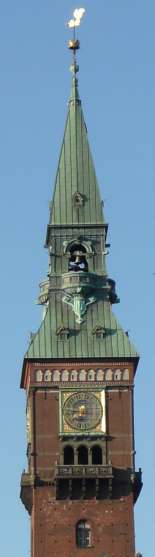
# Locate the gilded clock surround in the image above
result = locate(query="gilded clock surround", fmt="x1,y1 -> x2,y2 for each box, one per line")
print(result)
60,390 -> 106,435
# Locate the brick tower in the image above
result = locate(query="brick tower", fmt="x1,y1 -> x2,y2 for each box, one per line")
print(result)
20,29 -> 142,557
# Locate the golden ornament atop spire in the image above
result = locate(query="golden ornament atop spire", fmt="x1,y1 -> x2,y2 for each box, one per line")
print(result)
66,8 -> 86,75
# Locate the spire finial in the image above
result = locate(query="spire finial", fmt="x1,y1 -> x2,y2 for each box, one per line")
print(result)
66,8 -> 86,76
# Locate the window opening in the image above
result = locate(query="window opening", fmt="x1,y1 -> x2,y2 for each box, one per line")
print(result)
68,244 -> 88,272
76,520 -> 91,548
92,325 -> 106,339
56,326 -> 70,340
92,445 -> 102,465
78,446 -> 88,465
73,192 -> 84,208
64,446 -> 74,465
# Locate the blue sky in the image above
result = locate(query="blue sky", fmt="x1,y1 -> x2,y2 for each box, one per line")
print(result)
0,1 -> 154,555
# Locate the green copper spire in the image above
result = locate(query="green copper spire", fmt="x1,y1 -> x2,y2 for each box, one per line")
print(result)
70,75 -> 80,102
25,299 -> 139,361
22,36 -> 139,369
47,74 -> 104,228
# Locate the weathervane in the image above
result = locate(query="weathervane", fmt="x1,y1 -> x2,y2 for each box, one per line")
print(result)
67,8 -> 86,75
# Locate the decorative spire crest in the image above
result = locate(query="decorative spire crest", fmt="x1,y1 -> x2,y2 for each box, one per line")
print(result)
66,8 -> 86,75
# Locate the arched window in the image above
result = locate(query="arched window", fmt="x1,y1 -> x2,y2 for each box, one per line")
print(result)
78,446 -> 88,465
76,520 -> 91,548
68,244 -> 88,273
92,445 -> 102,465
64,446 -> 74,465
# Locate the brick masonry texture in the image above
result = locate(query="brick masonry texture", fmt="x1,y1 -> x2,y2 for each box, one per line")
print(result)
32,488 -> 135,557
24,361 -> 136,557
31,384 -> 134,475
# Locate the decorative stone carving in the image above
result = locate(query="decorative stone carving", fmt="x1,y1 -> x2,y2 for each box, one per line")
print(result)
97,369 -> 104,381
79,369 -> 86,381
62,370 -> 69,381
123,368 -> 129,381
72,191 -> 84,208
36,369 -> 43,382
70,370 -> 78,381
34,367 -> 131,384
26,402 -> 31,443
105,369 -> 113,381
63,293 -> 96,324
53,370 -> 60,382
88,369 -> 95,381
63,239 -> 93,255
114,369 -> 122,381
44,370 -> 52,382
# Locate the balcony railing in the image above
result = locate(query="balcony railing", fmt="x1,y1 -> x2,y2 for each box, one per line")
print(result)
21,471 -> 33,486
37,279 -> 49,305
55,465 -> 113,479
61,272 -> 101,292
20,472 -> 33,515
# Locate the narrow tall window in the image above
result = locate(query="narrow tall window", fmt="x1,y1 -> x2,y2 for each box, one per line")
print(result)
64,446 -> 74,465
78,446 -> 88,465
92,445 -> 102,465
76,521 -> 91,548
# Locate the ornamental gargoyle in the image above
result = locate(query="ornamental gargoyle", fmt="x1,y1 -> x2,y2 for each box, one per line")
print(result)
63,292 -> 96,324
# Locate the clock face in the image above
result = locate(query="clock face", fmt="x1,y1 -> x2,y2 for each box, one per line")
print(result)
63,392 -> 103,431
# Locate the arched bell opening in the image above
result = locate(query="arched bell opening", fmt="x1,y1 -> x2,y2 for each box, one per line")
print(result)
63,445 -> 74,465
91,445 -> 102,465
78,445 -> 88,465
68,243 -> 88,273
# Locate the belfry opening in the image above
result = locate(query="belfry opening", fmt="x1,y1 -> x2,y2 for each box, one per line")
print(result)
68,244 -> 88,272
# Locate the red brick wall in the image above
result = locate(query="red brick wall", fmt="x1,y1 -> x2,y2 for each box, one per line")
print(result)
107,389 -> 134,468
33,390 -> 60,475
27,362 -> 135,557
30,385 -> 134,476
32,488 -> 135,557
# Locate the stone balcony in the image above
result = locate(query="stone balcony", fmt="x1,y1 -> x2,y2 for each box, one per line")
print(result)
20,467 -> 142,506
20,472 -> 33,515
37,279 -> 49,305
60,273 -> 119,304
37,273 -> 119,306
55,464 -> 113,479
61,271 -> 101,294
21,471 -> 33,486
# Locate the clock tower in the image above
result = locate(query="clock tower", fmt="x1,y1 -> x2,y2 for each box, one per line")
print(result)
20,30 -> 142,557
